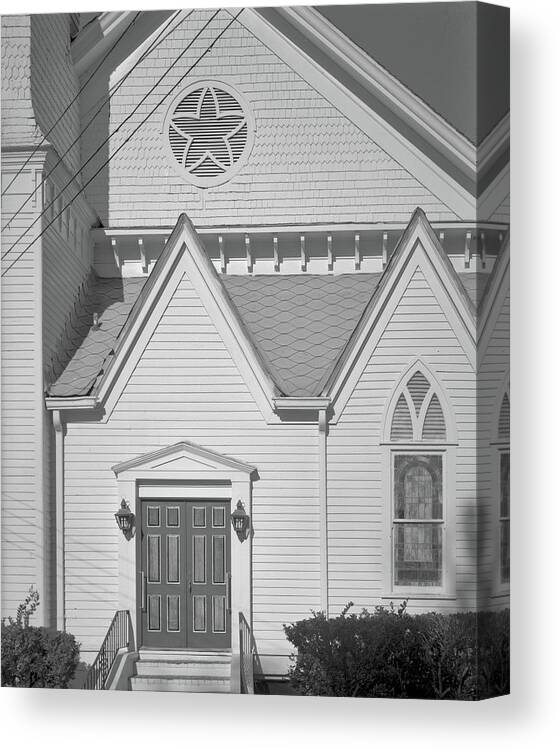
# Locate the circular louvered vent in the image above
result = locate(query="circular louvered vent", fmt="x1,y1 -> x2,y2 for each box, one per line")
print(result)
164,82 -> 253,188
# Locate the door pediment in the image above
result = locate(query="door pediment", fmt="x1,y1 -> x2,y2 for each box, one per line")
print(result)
112,440 -> 257,481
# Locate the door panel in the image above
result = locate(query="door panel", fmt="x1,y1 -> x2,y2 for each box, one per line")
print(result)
140,498 -> 231,649
186,500 -> 231,649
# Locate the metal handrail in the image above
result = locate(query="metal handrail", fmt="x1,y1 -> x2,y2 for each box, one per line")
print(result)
239,611 -> 255,694
83,610 -> 131,690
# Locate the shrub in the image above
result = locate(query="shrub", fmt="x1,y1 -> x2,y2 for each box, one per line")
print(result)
1,589 -> 80,689
284,603 -> 509,700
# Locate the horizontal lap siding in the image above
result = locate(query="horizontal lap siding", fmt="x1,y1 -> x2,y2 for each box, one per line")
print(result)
63,273 -> 320,658
328,267 -> 478,614
86,9 -> 457,227
1,16 -> 41,618
477,282 -> 510,608
1,202 -> 39,619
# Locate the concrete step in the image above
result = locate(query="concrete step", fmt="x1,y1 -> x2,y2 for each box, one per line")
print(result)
135,659 -> 230,678
130,675 -> 230,693
138,649 -> 231,663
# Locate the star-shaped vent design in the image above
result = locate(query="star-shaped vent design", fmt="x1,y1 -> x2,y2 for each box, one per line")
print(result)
168,86 -> 249,181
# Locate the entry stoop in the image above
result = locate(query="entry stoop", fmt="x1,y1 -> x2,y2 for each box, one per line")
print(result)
129,650 -> 232,693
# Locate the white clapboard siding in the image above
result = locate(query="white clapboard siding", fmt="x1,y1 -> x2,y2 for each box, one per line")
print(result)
1,13 -> 88,622
1,208 -> 40,619
477,280 -> 510,608
63,272 -> 321,657
327,267 -> 478,614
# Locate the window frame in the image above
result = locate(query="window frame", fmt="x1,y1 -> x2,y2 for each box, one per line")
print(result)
492,385 -> 510,597
385,448 -> 453,597
492,443 -> 510,596
382,362 -> 456,600
498,450 -> 510,586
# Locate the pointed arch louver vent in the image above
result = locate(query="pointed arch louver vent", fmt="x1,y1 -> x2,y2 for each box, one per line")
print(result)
166,83 -> 252,188
407,370 -> 430,415
422,394 -> 447,440
391,394 -> 413,441
389,367 -> 448,442
498,393 -> 510,441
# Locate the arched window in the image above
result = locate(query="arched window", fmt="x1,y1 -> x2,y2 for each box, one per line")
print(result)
386,366 -> 451,591
497,391 -> 510,585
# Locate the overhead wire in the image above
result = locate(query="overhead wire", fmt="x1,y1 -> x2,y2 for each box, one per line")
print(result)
1,8 -> 244,278
1,12 -> 142,199
2,10 -> 191,235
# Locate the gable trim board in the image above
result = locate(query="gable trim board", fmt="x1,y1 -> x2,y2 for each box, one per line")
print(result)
324,209 -> 477,423
278,5 -> 476,173
241,8 -> 475,219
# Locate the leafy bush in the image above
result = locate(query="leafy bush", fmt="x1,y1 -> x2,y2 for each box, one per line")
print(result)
284,603 -> 509,700
1,589 -> 80,689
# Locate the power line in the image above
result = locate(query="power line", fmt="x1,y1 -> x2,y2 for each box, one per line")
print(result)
1,8 -> 203,249
2,10 -> 190,236
1,9 -> 244,278
1,12 -> 141,199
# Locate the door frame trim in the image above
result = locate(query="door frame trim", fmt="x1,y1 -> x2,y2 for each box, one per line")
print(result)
113,441 -> 255,669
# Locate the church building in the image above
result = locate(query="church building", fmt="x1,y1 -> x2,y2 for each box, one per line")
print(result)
1,5 -> 510,691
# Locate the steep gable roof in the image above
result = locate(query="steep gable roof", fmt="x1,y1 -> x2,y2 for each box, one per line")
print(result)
48,213 -> 494,406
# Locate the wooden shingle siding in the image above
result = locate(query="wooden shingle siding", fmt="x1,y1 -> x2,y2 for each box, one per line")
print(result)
62,273 -> 321,659
30,15 -> 81,175
1,16 -> 36,147
327,267 -> 477,613
82,9 -> 458,228
42,226 -> 91,369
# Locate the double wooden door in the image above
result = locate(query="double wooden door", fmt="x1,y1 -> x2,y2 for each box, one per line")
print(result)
139,499 -> 231,649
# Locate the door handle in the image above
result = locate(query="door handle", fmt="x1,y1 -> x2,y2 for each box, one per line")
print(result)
226,572 -> 231,613
141,572 -> 146,611
188,580 -> 192,596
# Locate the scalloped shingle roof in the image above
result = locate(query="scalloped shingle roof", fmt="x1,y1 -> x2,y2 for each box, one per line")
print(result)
48,270 -> 485,399
222,274 -> 382,396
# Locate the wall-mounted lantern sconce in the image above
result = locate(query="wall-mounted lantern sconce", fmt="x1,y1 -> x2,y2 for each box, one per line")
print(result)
231,500 -> 250,542
114,499 -> 135,539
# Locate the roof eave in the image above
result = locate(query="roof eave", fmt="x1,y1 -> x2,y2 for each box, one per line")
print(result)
45,396 -> 98,411
273,397 -> 331,412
